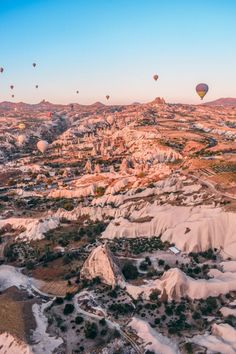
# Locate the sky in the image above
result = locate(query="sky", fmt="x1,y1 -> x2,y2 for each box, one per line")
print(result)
0,0 -> 235,104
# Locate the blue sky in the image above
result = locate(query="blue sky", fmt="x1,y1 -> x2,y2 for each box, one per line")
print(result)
0,0 -> 235,104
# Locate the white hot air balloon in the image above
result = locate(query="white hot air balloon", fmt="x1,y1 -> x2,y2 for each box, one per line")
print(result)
17,134 -> 26,145
37,140 -> 49,154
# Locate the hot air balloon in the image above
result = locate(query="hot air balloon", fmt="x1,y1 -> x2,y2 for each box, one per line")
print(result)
0,67 -> 3,73
10,85 -> 14,90
76,90 -> 79,94
106,95 -> 110,100
47,111 -> 52,118
33,63 -> 36,67
11,94 -> 14,98
35,85 -> 39,89
17,134 -> 26,145
196,83 -> 209,100
37,140 -> 49,154
18,123 -> 26,130
153,74 -> 159,81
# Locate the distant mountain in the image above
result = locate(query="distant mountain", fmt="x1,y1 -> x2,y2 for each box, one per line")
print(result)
204,98 -> 236,106
91,101 -> 105,107
149,97 -> 166,105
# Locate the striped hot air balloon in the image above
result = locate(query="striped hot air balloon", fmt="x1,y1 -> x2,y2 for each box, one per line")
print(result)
196,83 -> 209,100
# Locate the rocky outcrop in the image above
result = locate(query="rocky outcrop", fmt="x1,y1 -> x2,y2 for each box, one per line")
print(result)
80,244 -> 125,287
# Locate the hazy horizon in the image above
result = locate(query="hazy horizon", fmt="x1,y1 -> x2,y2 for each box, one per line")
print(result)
0,0 -> 236,104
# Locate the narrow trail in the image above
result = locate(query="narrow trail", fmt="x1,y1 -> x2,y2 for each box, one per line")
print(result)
189,173 -> 236,201
73,293 -> 143,354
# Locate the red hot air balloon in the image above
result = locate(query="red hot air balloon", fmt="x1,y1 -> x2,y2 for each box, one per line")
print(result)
196,83 -> 209,100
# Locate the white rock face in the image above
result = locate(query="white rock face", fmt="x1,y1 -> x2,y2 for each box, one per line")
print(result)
31,301 -> 63,354
129,317 -> 179,354
102,205 -> 236,258
192,323 -> 236,354
80,245 -> 125,287
0,217 -> 59,241
126,267 -> 236,300
0,265 -> 40,291
220,261 -> 236,272
0,332 -> 32,354
220,306 -> 236,317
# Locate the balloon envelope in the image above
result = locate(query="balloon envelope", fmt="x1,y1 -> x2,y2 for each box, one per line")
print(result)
196,83 -> 209,100
0,67 -> 3,73
17,134 -> 26,145
10,85 -> 14,90
18,123 -> 26,130
153,74 -> 159,81
106,95 -> 110,100
37,140 -> 49,154
33,63 -> 36,67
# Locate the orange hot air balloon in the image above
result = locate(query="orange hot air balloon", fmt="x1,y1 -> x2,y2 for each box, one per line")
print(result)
153,74 -> 159,81
0,67 -> 4,73
196,83 -> 209,100
106,95 -> 110,100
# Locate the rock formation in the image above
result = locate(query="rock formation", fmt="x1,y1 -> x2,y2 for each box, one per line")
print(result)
80,244 -> 125,287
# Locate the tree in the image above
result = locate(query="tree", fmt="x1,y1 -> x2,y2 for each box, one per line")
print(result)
122,262 -> 138,280
63,303 -> 74,315
84,322 -> 98,339
192,311 -> 201,320
75,316 -> 84,325
55,297 -> 64,305
99,318 -> 106,326
149,289 -> 160,301
26,260 -> 35,270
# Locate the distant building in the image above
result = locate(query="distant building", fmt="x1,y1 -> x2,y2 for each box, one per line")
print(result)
169,246 -> 181,255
